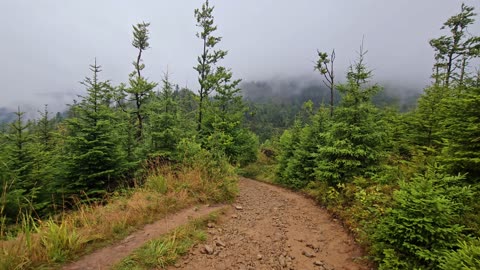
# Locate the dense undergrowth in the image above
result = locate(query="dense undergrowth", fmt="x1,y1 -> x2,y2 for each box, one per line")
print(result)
237,142 -> 276,183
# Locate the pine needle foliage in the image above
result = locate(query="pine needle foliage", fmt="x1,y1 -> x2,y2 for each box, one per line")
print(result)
64,61 -> 126,197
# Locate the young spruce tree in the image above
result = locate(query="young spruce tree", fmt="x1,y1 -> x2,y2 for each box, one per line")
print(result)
315,44 -> 384,185
5,108 -> 35,190
122,22 -> 158,141
194,0 -> 227,134
2,108 -> 37,219
64,61 -> 125,196
194,0 -> 258,164
144,73 -> 183,159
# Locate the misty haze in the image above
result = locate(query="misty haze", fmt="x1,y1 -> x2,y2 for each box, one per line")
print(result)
1,0 -> 478,113
2,1 -> 480,269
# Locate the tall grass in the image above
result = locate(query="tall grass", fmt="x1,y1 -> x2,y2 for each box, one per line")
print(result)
0,161 -> 237,270
38,219 -> 85,263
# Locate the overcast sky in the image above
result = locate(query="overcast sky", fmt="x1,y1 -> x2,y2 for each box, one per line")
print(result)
1,0 -> 479,112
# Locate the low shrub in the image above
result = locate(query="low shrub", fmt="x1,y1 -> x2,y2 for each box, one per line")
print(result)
372,166 -> 473,269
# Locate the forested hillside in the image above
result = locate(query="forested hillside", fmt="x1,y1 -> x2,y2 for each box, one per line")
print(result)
0,2 -> 259,218
241,79 -> 420,142
1,1 -> 480,269
0,1 -> 257,268
261,3 -> 480,269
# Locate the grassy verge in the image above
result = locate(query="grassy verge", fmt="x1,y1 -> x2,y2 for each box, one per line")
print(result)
113,209 -> 224,270
0,163 -> 237,270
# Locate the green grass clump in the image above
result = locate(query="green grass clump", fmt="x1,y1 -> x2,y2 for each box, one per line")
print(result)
38,219 -> 85,263
114,211 -> 221,270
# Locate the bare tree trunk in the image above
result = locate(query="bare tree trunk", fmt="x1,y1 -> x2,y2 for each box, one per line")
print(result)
329,50 -> 335,117
135,49 -> 144,140
197,36 -> 208,132
459,56 -> 467,88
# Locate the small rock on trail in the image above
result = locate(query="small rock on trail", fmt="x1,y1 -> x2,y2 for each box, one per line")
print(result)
203,244 -> 215,255
169,178 -> 369,270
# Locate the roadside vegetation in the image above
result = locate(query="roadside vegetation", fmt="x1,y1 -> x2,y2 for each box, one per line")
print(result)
258,4 -> 480,269
0,159 -> 236,269
2,1 -> 480,270
1,1 -> 251,269
114,210 -> 224,270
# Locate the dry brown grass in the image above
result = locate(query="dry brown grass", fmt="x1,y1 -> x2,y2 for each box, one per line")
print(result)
0,165 -> 237,270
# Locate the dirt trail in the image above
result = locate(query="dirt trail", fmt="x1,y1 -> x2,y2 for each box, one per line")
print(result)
63,178 -> 368,270
168,178 -> 368,270
62,204 -> 225,270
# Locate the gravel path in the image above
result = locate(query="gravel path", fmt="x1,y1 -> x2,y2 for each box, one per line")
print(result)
62,178 -> 368,270
168,178 -> 368,270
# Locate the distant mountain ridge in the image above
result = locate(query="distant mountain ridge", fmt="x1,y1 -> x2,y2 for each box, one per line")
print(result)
241,79 -> 421,111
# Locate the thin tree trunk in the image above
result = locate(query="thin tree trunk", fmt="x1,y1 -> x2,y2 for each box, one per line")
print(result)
135,49 -> 143,140
135,93 -> 142,140
459,56 -> 467,88
197,36 -> 208,132
198,95 -> 203,132
445,52 -> 453,88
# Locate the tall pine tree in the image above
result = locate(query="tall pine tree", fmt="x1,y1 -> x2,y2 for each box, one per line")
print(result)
194,0 -> 227,134
122,22 -> 158,141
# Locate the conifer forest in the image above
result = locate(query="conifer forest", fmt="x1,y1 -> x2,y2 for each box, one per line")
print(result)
1,1 -> 480,269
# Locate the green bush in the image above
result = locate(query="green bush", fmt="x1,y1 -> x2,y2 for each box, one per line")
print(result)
373,165 -> 473,269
